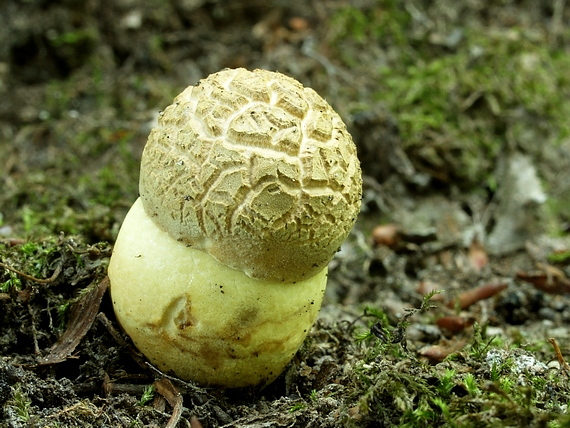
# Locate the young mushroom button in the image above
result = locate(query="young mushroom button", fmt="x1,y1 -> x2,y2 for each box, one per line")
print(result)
108,68 -> 362,388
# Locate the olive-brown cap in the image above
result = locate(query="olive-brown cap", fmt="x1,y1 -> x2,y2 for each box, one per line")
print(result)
139,68 -> 362,282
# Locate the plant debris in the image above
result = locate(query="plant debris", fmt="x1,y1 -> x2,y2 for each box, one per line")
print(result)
153,378 -> 183,428
39,277 -> 108,366
448,281 -> 509,310
517,265 -> 570,295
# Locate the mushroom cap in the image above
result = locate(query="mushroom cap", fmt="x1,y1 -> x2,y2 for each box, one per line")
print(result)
140,68 -> 362,282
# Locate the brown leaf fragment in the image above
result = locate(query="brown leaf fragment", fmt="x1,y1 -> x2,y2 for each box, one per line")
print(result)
516,264 -> 570,294
190,416 -> 204,428
102,372 -> 113,397
288,16 -> 310,32
0,238 -> 26,246
38,276 -> 109,365
436,315 -> 474,333
448,282 -> 508,310
418,340 -> 467,363
468,238 -> 488,271
153,394 -> 166,413
154,378 -> 183,428
416,280 -> 445,302
372,223 -> 400,247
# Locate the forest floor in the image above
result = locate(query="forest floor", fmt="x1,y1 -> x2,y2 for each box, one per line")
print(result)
1,1 -> 570,427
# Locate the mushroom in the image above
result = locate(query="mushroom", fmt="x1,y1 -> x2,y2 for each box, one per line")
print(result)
108,68 -> 362,388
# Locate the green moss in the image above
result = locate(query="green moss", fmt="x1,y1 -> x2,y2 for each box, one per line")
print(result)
0,271 -> 22,292
289,402 -> 306,413
339,296 -> 570,428
9,388 -> 32,422
462,373 -> 481,396
137,385 -> 156,407
437,369 -> 457,398
331,4 -> 570,189
547,250 -> 570,263
331,1 -> 411,50
381,32 -> 569,185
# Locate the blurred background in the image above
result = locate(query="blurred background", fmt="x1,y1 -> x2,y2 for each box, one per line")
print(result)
2,0 -> 569,246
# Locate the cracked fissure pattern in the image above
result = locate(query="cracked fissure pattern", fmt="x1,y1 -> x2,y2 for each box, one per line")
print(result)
140,68 -> 362,283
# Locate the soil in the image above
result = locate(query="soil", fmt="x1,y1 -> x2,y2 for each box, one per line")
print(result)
1,1 -> 570,427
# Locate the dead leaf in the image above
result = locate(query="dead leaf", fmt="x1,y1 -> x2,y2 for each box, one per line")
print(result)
436,315 -> 474,333
516,264 -> 570,294
468,238 -> 488,271
448,282 -> 508,310
154,378 -> 183,428
38,277 -> 109,365
372,223 -> 400,247
288,16 -> 310,32
190,416 -> 204,428
416,280 -> 445,302
418,340 -> 467,363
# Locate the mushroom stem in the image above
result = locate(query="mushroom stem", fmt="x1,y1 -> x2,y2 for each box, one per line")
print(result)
109,199 -> 327,387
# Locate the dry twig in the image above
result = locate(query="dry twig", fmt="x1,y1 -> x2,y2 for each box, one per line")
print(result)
0,260 -> 62,284
154,378 -> 183,428
549,338 -> 570,376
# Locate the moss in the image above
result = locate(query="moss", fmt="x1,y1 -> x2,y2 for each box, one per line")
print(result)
331,3 -> 570,190
9,388 -> 32,422
381,31 -> 570,184
328,297 -> 570,427
137,385 -> 155,407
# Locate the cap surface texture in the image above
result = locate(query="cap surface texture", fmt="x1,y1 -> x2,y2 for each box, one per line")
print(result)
140,68 -> 362,282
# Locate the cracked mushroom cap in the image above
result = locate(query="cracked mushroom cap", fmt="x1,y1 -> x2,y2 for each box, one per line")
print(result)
140,68 -> 362,283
